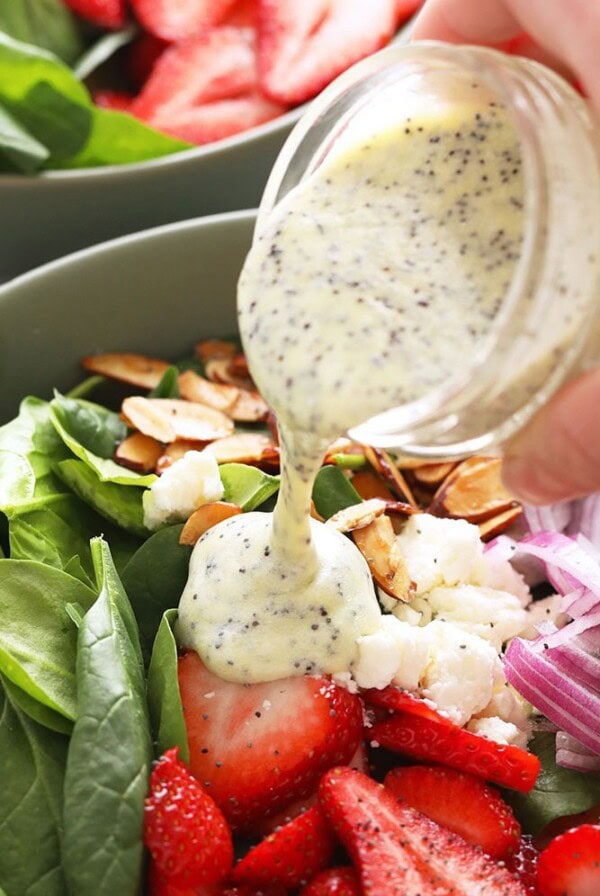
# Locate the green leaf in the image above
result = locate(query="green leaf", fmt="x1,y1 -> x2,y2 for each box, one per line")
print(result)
220,463 -> 280,511
0,397 -> 68,516
55,458 -> 150,537
149,365 -> 180,399
0,99 -> 48,172
1,674 -> 73,735
121,524 -> 192,662
147,609 -> 189,762
66,375 -> 106,400
0,0 -> 84,65
0,678 -> 68,896
0,560 -> 95,720
312,465 -> 362,519
62,539 -> 152,896
505,732 -> 600,834
73,24 -> 137,80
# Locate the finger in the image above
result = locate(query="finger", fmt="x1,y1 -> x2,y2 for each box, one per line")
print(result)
502,367 -> 600,504
413,0 -> 600,116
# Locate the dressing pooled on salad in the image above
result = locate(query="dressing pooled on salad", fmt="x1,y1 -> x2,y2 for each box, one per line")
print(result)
176,80 -> 525,683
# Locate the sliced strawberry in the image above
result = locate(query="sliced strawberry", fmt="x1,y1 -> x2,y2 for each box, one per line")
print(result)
257,0 -> 397,105
319,767 -> 527,895
128,33 -> 169,89
505,836 -> 540,896
536,824 -> 600,896
93,90 -> 134,112
370,710 -> 541,793
232,805 -> 335,889
63,0 -> 126,29
144,747 -> 234,887
130,27 -> 286,145
223,0 -> 258,27
300,866 -> 361,896
393,0 -> 424,24
130,0 -> 239,41
178,651 -> 364,829
384,764 -> 521,859
363,685 -> 453,725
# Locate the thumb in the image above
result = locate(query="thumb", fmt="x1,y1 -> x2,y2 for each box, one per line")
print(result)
502,366 -> 600,504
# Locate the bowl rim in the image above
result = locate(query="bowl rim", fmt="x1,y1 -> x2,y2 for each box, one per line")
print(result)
0,208 -> 257,298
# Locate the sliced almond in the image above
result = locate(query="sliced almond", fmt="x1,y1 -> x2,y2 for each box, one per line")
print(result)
204,433 -> 275,464
81,352 -> 170,390
229,389 -> 270,422
179,501 -> 242,545
350,470 -> 396,502
429,456 -> 518,523
156,440 -> 207,473
205,357 -> 255,391
195,339 -> 237,363
478,505 -> 523,540
178,369 -> 239,413
114,432 -> 163,473
363,446 -> 418,508
327,498 -> 388,533
352,516 -> 414,602
229,352 -> 250,379
122,397 -> 234,443
413,462 -> 458,487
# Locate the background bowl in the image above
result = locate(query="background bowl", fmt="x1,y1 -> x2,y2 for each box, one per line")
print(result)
0,211 -> 254,421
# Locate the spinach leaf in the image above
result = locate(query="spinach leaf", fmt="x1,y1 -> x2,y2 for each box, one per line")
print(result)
0,397 -> 68,515
55,458 -> 150,536
121,524 -> 192,661
147,608 -> 189,762
0,100 -> 48,172
8,492 -> 142,581
66,375 -> 105,400
220,463 -> 280,511
73,23 -> 137,80
1,674 -> 73,735
505,732 -> 600,834
50,392 -> 155,486
312,465 -> 362,519
0,678 -> 68,896
0,560 -> 95,720
149,365 -> 180,399
0,0 -> 84,65
62,539 -> 152,896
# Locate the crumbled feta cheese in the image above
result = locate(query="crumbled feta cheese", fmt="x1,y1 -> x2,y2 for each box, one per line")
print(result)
332,671 -> 359,694
420,621 -> 502,726
406,584 -> 528,652
519,594 -> 568,640
475,553 -> 531,606
143,450 -> 224,530
394,514 -> 484,594
352,615 -> 429,690
466,716 -> 527,749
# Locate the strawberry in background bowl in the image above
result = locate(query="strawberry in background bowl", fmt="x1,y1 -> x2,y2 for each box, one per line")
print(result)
0,0 -> 420,281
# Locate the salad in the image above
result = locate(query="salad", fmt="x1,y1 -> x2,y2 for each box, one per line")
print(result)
0,0 -> 421,173
1,336 -> 599,896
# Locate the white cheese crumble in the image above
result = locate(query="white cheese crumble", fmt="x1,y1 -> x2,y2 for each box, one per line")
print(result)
352,615 -> 429,690
143,450 -> 224,530
466,716 -> 526,749
394,514 -> 485,594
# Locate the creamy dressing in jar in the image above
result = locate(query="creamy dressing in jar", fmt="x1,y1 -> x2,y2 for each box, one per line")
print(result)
176,79 -> 528,683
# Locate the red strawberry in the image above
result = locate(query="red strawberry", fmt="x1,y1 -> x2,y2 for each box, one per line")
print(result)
178,651 -> 364,829
363,685 -> 453,725
232,806 -> 335,889
223,0 -> 257,27
127,33 -> 169,89
130,27 -> 286,145
384,764 -> 521,859
370,710 -> 541,792
93,90 -> 134,111
319,767 -> 527,896
257,0 -> 397,105
300,866 -> 361,896
63,0 -> 126,28
536,824 -> 600,896
130,0 -> 239,41
144,747 -> 234,887
393,0 -> 424,23
505,836 -> 540,896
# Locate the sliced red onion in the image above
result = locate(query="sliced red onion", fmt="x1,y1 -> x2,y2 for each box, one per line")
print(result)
561,587 -> 599,618
544,636 -> 600,694
534,612 -> 600,650
504,637 -> 600,756
556,749 -> 600,772
576,493 -> 600,549
516,532 -> 600,596
525,502 -> 572,535
484,534 -> 517,561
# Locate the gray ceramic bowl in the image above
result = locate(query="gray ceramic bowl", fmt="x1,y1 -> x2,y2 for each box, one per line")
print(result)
0,211 -> 254,422
0,18 -> 416,283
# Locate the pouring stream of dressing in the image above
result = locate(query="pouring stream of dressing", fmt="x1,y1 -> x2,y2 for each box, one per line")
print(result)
177,80 -> 525,683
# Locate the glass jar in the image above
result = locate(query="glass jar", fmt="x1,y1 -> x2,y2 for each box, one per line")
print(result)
254,42 -> 600,458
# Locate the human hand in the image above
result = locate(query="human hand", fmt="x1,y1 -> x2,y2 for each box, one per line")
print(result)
413,0 -> 600,503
